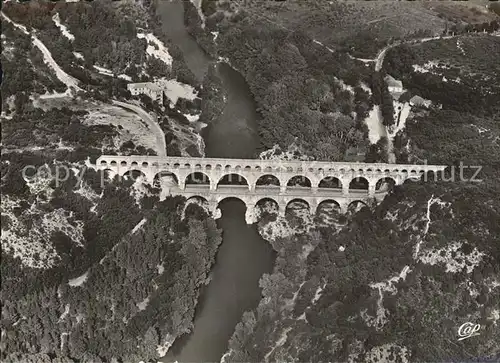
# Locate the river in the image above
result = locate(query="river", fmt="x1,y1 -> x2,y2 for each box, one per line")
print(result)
156,1 -> 275,362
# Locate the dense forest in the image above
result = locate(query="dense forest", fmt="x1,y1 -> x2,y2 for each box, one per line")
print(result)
181,1 -> 376,161
2,151 -> 222,362
1,1 -> 221,361
216,21 -> 374,160
224,179 -> 500,362
195,2 -> 500,362
222,32 -> 500,355
2,0 -> 500,362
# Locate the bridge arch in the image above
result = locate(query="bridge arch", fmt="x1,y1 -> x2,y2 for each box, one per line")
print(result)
255,197 -> 279,218
217,173 -> 249,187
215,197 -> 248,217
375,177 -> 396,191
316,199 -> 341,215
153,171 -> 179,187
186,196 -> 209,207
349,176 -> 369,191
183,196 -> 211,218
285,198 -> 310,215
185,172 -> 210,185
256,175 -> 280,187
347,200 -> 368,214
318,176 -> 342,189
286,175 -> 312,188
123,169 -> 146,182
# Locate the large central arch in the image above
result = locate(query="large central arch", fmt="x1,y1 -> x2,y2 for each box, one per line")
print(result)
216,196 -> 248,217
122,169 -> 146,184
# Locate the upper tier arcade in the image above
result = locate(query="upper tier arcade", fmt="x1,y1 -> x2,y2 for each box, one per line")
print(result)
96,155 -> 447,195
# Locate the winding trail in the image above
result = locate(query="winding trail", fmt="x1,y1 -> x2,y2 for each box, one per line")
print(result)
2,11 -> 82,92
111,100 -> 167,157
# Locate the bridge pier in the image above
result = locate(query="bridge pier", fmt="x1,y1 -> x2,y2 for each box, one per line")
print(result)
310,202 -> 318,216
368,182 -> 376,197
209,201 -> 221,219
340,176 -> 350,195
245,204 -> 256,224
339,201 -> 349,214
278,204 -> 286,218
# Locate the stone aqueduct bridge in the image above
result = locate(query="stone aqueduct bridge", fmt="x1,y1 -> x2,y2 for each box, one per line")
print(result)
96,155 -> 446,221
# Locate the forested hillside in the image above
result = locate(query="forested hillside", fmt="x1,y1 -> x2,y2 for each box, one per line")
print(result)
1,1 -> 222,361
224,179 -> 500,362
186,0 -> 499,161
214,3 -> 500,363
2,0 -> 499,362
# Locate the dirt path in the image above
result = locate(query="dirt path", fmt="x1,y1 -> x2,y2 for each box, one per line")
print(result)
2,12 -> 82,92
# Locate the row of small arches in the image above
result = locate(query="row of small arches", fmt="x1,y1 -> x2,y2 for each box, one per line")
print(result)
99,159 -> 426,176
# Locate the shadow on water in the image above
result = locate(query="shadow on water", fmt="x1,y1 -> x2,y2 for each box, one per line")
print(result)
156,1 -> 276,362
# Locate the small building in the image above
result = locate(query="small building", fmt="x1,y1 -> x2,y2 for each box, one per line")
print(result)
384,74 -> 404,94
127,82 -> 163,105
409,95 -> 432,108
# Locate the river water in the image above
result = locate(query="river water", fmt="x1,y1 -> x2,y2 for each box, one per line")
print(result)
156,1 -> 275,361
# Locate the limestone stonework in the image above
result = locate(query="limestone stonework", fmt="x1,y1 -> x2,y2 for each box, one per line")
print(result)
96,155 -> 447,218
